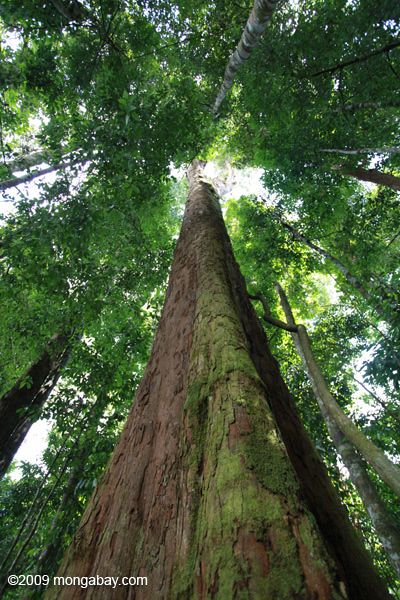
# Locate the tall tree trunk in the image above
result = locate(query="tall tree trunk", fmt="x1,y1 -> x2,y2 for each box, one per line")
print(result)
339,166 -> 400,191
45,161 -> 389,600
276,283 -> 400,576
213,0 -> 280,115
0,334 -> 70,479
0,162 -> 71,192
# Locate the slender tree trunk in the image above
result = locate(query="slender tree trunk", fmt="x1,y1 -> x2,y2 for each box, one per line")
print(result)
0,162 -> 71,192
0,409 -> 94,596
252,287 -> 400,496
0,436 -> 70,575
276,283 -> 400,576
339,166 -> 400,191
293,322 -> 400,497
0,334 -> 70,479
213,0 -> 280,115
45,161 -> 389,600
1,451 -> 73,593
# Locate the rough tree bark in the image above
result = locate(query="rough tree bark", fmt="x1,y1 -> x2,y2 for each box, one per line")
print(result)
339,166 -> 400,192
275,283 -> 400,576
45,161 -> 389,600
213,0 -> 281,115
0,334 -> 70,479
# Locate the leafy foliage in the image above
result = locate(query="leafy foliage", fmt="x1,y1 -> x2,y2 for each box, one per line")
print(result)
0,0 -> 399,596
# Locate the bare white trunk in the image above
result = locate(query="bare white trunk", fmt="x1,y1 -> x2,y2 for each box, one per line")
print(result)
213,0 -> 281,115
275,282 -> 400,499
275,283 -> 400,576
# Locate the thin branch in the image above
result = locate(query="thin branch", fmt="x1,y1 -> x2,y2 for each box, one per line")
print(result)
353,377 -> 400,425
249,292 -> 298,332
334,100 -> 400,113
310,39 -> 400,77
386,52 -> 400,81
321,147 -> 400,156
387,229 -> 400,248
0,162 -> 74,192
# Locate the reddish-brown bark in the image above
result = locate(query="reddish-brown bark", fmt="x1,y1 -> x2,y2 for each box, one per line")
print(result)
45,161 -> 389,599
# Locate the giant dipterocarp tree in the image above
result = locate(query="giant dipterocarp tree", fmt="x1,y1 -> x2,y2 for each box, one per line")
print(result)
45,161 -> 390,599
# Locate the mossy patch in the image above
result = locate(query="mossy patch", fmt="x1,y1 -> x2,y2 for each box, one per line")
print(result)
173,193 -> 339,598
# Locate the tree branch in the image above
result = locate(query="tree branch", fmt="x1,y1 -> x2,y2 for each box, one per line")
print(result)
321,147 -> 400,156
249,292 -> 298,332
0,162 -> 74,192
310,40 -> 400,77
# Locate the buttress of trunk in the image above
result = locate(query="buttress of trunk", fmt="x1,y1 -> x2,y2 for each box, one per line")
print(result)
276,282 -> 400,577
0,334 -> 70,479
45,160 -> 389,600
340,166 -> 400,192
